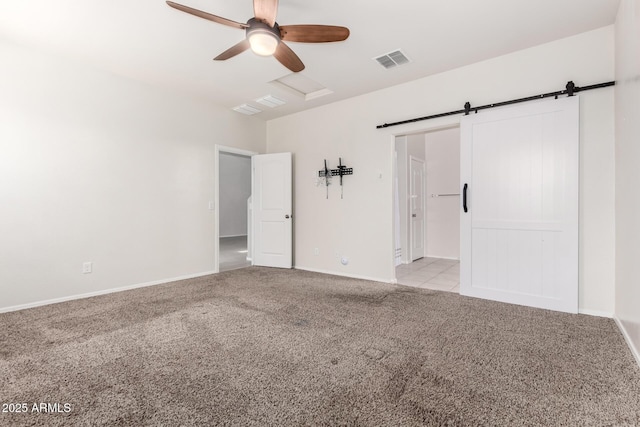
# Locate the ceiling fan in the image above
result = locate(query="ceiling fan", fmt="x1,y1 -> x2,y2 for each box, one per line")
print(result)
166,0 -> 350,72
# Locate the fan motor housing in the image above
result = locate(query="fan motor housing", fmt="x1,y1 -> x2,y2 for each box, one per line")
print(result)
246,18 -> 281,41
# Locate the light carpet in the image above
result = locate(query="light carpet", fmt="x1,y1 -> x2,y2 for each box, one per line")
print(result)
1,267 -> 639,426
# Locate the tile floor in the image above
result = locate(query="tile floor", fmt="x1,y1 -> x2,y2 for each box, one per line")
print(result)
219,236 -> 252,272
395,257 -> 460,293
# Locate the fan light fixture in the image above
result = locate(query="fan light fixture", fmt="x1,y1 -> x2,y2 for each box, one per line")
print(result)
248,29 -> 279,56
166,1 -> 350,73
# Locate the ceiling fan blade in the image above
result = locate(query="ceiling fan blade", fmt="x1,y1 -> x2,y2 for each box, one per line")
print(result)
254,0 -> 278,27
166,1 -> 248,30
273,41 -> 305,72
280,25 -> 350,43
214,40 -> 251,60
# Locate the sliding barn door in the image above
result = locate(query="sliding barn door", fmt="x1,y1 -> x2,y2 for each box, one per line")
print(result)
252,153 -> 292,269
460,96 -> 579,313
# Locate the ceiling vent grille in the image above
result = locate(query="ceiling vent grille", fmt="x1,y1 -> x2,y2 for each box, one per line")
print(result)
232,104 -> 262,115
256,95 -> 286,108
374,49 -> 410,69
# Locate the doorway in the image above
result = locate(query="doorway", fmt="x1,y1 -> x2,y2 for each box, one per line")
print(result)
394,127 -> 461,292
214,145 -> 257,273
219,151 -> 252,272
214,147 -> 294,273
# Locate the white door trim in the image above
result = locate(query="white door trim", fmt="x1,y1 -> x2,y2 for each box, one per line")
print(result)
214,145 -> 258,273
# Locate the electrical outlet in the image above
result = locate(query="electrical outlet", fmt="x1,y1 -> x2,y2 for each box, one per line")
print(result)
82,262 -> 92,274
314,248 -> 320,256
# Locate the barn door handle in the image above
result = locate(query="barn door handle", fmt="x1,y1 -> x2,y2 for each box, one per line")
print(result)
463,183 -> 468,213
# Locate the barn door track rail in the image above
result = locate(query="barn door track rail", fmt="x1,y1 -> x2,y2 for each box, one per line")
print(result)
376,80 -> 615,129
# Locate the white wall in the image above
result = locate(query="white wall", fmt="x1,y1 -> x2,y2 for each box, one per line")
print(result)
407,134 -> 426,160
425,128 -> 460,259
267,26 -> 616,314
0,38 -> 266,311
219,153 -> 252,237
614,0 -> 640,362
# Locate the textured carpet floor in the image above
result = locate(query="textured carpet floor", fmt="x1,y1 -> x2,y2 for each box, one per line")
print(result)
1,267 -> 639,426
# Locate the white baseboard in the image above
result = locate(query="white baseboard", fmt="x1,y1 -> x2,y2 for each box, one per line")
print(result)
578,308 -> 613,318
0,271 -> 216,314
614,316 -> 640,368
425,255 -> 460,261
294,266 -> 391,284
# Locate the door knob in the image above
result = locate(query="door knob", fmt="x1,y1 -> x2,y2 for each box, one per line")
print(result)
285,214 -> 290,219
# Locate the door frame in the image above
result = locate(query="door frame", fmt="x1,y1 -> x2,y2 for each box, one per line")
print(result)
214,145 -> 258,273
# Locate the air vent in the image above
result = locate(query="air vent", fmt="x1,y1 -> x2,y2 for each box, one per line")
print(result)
232,104 -> 262,115
374,49 -> 410,69
255,95 -> 286,108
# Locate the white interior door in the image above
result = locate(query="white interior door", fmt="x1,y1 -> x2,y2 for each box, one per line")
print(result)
460,96 -> 579,313
252,152 -> 292,268
410,157 -> 426,261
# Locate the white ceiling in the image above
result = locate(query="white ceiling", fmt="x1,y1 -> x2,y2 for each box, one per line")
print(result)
0,0 -> 620,120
